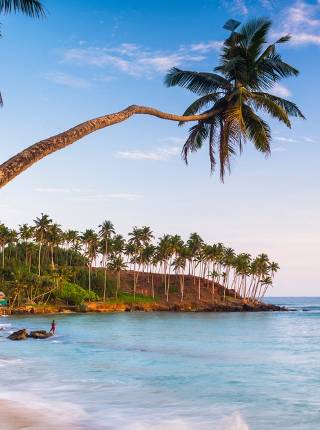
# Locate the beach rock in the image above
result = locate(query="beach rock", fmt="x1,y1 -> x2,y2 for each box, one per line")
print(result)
29,330 -> 53,339
8,329 -> 28,341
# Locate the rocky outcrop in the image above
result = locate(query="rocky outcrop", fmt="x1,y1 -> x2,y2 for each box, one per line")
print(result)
8,329 -> 53,340
8,329 -> 28,340
28,330 -> 53,339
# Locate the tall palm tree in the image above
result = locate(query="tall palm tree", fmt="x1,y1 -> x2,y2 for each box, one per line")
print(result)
0,18 -> 304,188
81,229 -> 98,292
19,223 -> 34,267
47,223 -> 62,269
107,255 -> 127,299
99,220 -> 115,301
64,229 -> 79,265
0,222 -> 10,269
33,213 -> 52,276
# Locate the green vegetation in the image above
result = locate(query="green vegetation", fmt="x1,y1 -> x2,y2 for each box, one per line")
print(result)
0,215 -> 279,308
53,282 -> 97,306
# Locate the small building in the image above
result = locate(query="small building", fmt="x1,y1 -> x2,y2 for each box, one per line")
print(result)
0,292 -> 8,307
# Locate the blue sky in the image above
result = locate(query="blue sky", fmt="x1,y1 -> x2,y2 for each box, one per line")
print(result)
0,0 -> 320,295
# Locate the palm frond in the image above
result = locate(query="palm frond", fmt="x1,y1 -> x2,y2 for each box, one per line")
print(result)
253,92 -> 305,119
179,93 -> 220,126
242,105 -> 271,154
164,68 -> 231,95
181,122 -> 209,164
0,0 -> 45,17
276,34 -> 291,44
241,18 -> 271,57
208,120 -> 218,174
219,115 -> 239,181
249,92 -> 291,127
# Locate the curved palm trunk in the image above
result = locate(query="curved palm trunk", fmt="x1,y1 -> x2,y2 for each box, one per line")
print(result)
0,105 -> 219,188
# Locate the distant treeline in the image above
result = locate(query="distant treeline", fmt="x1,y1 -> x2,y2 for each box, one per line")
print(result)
0,215 -> 279,306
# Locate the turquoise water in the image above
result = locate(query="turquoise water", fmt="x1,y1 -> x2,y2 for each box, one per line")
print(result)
0,298 -> 320,429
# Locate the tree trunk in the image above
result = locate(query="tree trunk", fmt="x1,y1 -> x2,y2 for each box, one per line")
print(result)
103,269 -> 107,302
0,105 -> 220,188
88,264 -> 91,293
38,242 -> 42,276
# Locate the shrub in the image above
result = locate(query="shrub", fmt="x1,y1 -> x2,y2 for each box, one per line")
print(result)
54,281 -> 97,305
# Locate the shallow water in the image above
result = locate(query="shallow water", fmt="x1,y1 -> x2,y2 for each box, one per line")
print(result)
0,298 -> 320,429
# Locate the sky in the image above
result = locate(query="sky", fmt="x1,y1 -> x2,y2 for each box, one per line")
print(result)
0,0 -> 320,295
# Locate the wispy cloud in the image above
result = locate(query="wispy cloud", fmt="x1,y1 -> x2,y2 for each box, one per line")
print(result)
274,136 -> 297,143
70,193 -> 143,202
273,146 -> 287,153
35,187 -> 83,193
272,83 -> 291,98
275,1 -> 320,46
62,40 -> 220,78
116,146 -> 180,161
45,72 -> 90,88
35,187 -> 142,202
221,0 -> 248,15
188,41 -> 222,53
303,136 -> 316,143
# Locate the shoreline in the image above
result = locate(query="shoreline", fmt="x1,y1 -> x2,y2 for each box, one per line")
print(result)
1,301 -> 286,316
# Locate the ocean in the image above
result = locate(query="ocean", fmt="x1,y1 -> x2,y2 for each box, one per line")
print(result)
0,297 -> 319,429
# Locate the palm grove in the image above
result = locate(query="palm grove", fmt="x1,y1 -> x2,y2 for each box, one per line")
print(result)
0,215 -> 279,308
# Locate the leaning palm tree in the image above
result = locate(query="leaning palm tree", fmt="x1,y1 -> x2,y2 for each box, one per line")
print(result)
0,18 -> 304,187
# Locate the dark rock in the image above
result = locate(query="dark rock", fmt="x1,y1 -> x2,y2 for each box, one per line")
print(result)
28,330 -> 53,339
8,329 -> 28,341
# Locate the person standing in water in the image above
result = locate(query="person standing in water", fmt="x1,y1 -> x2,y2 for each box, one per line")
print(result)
50,320 -> 56,335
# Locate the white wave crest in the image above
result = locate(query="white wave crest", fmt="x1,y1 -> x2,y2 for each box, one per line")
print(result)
0,391 -> 90,430
123,412 -> 249,430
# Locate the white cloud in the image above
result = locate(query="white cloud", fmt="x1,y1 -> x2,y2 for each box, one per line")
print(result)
70,193 -> 143,202
221,0 -> 248,15
274,136 -> 297,143
275,1 -> 320,46
291,32 -> 320,45
272,83 -> 291,98
35,187 -> 83,193
116,145 -> 180,161
303,136 -> 316,143
62,40 -> 220,78
45,72 -> 90,88
189,41 -> 222,53
35,188 -> 142,201
273,146 -> 287,153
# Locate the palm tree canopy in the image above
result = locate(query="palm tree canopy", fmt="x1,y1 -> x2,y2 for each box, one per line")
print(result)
0,0 -> 45,17
165,18 -> 304,180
